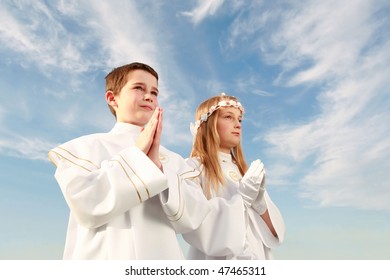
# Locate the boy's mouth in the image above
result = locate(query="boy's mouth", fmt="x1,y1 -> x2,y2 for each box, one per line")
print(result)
140,105 -> 153,111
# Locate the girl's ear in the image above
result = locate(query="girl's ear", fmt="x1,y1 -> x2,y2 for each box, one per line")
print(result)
105,91 -> 117,107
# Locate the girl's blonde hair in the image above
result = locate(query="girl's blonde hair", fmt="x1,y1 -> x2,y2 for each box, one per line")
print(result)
190,95 -> 248,199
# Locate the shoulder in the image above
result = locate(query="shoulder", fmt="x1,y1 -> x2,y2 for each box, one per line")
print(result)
48,132 -> 108,167
185,157 -> 203,170
56,132 -> 108,150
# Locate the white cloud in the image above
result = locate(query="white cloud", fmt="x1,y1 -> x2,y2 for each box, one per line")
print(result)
235,74 -> 274,97
82,0 -> 199,142
0,0 -> 104,74
230,0 -> 390,210
0,129 -> 58,161
271,0 -> 375,86
0,6 -> 35,53
56,0 -> 82,17
84,0 -> 160,69
181,0 -> 225,25
161,100 -> 194,146
224,0 -> 383,85
266,51 -> 390,210
0,1 -> 199,156
0,0 -> 165,75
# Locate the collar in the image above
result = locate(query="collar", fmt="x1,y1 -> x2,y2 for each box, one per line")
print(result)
110,122 -> 142,135
218,151 -> 233,163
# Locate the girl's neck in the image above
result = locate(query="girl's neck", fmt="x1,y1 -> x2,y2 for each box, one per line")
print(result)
218,147 -> 231,154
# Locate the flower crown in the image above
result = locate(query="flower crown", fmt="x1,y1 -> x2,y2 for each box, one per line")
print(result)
190,93 -> 244,136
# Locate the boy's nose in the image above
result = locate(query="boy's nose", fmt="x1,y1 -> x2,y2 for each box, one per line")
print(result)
143,93 -> 153,102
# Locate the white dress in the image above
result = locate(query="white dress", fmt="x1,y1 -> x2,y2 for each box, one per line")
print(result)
183,152 -> 285,260
48,122 -> 217,259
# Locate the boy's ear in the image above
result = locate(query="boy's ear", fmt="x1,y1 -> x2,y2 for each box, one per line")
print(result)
105,91 -> 117,107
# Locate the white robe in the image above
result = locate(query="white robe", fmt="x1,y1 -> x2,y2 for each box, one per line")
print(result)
48,122 -> 218,259
183,152 -> 285,260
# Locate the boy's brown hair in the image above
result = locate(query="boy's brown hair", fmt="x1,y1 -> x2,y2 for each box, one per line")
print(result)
105,62 -> 159,116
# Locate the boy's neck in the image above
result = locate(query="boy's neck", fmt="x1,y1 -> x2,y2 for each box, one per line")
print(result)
116,121 -> 144,128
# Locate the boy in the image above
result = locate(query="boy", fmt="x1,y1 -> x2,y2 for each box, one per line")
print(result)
48,62 -> 216,259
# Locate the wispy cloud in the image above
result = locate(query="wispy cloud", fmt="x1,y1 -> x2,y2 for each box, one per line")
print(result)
84,1 -> 160,69
181,0 -> 225,25
228,0 -> 390,210
269,0 -> 378,86
234,74 -> 274,97
0,128 -> 58,161
0,0 -> 198,157
65,0 -> 200,145
0,1 -> 99,74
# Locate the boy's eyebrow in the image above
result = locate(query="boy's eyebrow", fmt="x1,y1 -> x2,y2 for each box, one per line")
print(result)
131,82 -> 159,93
131,82 -> 146,86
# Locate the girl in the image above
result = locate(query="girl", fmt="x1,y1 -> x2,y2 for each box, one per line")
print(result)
184,93 -> 285,259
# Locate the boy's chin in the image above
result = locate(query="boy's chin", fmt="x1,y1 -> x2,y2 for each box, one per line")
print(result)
132,121 -> 148,127
120,119 -> 148,127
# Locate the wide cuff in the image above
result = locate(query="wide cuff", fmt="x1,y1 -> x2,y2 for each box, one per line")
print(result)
159,166 -> 210,233
249,191 -> 285,248
115,146 -> 168,202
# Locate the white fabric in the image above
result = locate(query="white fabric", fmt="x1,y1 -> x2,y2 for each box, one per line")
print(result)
48,122 -> 212,259
184,152 -> 285,260
239,159 -> 266,208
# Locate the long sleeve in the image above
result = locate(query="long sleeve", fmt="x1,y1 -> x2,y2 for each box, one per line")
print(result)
249,191 -> 286,248
158,148 -> 211,233
48,143 -> 168,229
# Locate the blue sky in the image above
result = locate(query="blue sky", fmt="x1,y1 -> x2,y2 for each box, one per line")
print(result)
0,0 -> 389,260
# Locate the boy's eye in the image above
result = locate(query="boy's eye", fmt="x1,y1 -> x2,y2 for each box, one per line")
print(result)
151,91 -> 158,96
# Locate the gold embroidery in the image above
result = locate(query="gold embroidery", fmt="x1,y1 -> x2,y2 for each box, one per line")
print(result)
48,150 -> 93,172
165,169 -> 199,222
228,170 -> 240,182
119,155 -> 151,199
159,154 -> 168,163
47,151 -> 58,167
180,169 -> 200,179
50,147 -> 143,204
166,174 -> 185,222
57,146 -> 99,168
111,159 -> 142,204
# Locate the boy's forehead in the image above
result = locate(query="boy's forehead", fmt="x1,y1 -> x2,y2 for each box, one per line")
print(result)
126,69 -> 158,84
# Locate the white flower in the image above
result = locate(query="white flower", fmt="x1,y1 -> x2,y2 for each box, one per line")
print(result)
191,97 -> 245,134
